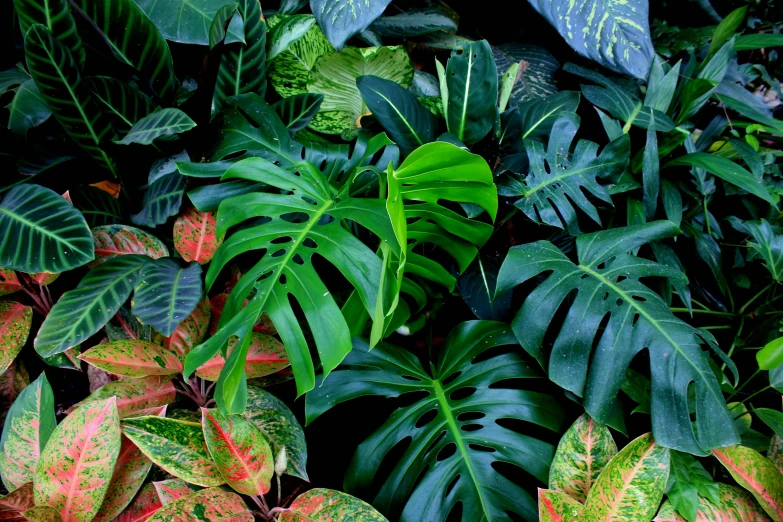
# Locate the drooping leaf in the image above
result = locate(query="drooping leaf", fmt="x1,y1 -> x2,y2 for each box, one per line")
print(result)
91,225 -> 168,266
130,172 -> 187,228
12,0 -> 85,65
272,93 -> 324,134
74,377 -> 176,418
0,184 -> 94,273
445,39 -> 497,145
33,398 -> 121,522
172,207 -> 224,265
712,445 -> 783,521
667,154 -> 775,205
538,489 -> 585,522
146,487 -> 251,522
267,14 -> 317,61
35,255 -> 149,357
278,488 -> 388,522
121,416 -> 223,487
87,77 -> 154,134
0,302 -> 32,374
131,259 -> 202,337
0,374 -> 56,491
7,79 -> 51,136
79,341 -> 183,377
94,436 -> 153,522
549,413 -> 617,503
267,15 -> 334,99
135,0 -> 235,45
496,222 -> 740,455
306,321 -> 564,522
116,109 -> 196,146
310,0 -> 392,51
115,483 -> 162,522
195,333 -> 289,381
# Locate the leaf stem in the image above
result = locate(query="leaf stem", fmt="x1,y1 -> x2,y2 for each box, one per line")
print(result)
740,385 -> 771,403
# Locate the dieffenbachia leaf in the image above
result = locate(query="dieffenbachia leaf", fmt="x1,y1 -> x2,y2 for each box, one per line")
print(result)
370,7 -> 457,37
195,333 -> 289,381
0,374 -> 56,491
549,413 -> 617,503
35,255 -> 150,357
73,377 -> 176,419
116,109 -> 196,146
585,433 -> 670,520
309,0 -> 392,50
91,225 -> 169,267
0,184 -> 94,273
278,488 -> 388,522
135,0 -> 235,45
528,0 -> 653,79
267,14 -> 317,61
114,482 -> 162,522
153,298 -> 211,359
272,93 -> 324,134
201,409 -> 274,495
87,77 -> 155,135
712,445 -> 783,520
496,222 -> 740,455
492,43 -> 559,107
33,398 -> 121,522
173,207 -> 224,265
0,302 -> 32,374
655,483 -> 773,522
132,259 -> 203,336
78,341 -> 183,378
146,487 -> 252,522
94,436 -> 153,522
667,154 -> 775,205
538,489 -> 585,522
121,416 -> 224,487
12,0 -> 85,65
445,39 -> 497,145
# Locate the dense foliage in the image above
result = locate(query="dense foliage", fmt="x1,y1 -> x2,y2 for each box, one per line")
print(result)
0,0 -> 782,520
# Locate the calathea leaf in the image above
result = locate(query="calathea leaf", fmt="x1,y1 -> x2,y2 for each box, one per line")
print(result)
195,333 -> 288,381
7,79 -> 51,136
0,302 -> 33,374
310,0 -> 392,51
74,376 -> 176,418
153,298 -> 211,359
131,259 -> 203,336
371,8 -> 457,37
94,436 -> 153,522
70,186 -> 124,227
0,374 -> 56,491
146,487 -> 251,522
655,483 -> 773,522
116,109 -> 196,146
87,77 -> 154,135
209,3 -> 244,49
267,14 -> 317,61
272,93 -> 324,134
91,225 -> 169,266
538,489 -> 584,522
278,489 -> 388,522
78,341 -> 183,377
712,445 -> 783,520
495,222 -> 740,455
33,398 -> 121,522
12,0 -> 85,65
23,25 -> 117,174
305,321 -> 565,522
0,184 -> 94,273
444,39 -> 497,145
528,0 -> 653,79
35,255 -> 150,357
135,0 -> 236,46
130,172 -> 187,228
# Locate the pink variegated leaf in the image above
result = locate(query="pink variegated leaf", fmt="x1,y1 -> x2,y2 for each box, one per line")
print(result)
71,377 -> 175,418
78,341 -> 182,378
152,479 -> 197,505
655,484 -> 772,521
713,445 -> 783,521
0,361 -> 29,425
538,489 -> 584,522
146,487 -> 251,522
0,302 -> 32,374
208,293 -> 276,336
90,225 -> 168,266
21,505 -> 61,521
0,270 -> 59,297
278,489 -> 388,522
94,436 -> 153,521
152,299 -> 210,359
196,333 -> 289,381
116,483 -> 162,522
0,483 -> 35,513
172,207 -> 223,265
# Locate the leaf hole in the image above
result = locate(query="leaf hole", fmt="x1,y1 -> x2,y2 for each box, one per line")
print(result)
468,443 -> 496,452
415,408 -> 438,428
278,274 -> 287,284
317,214 -> 335,225
461,423 -> 483,432
302,238 -> 317,248
437,443 -> 457,461
441,371 -> 462,386
270,248 -> 287,258
457,411 -> 486,421
292,254 -> 304,265
271,236 -> 292,244
449,386 -> 476,401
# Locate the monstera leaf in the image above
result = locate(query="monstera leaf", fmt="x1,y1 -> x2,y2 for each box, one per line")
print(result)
306,321 -> 565,522
12,0 -> 85,65
135,0 -> 235,45
310,0 -> 392,50
528,0 -> 654,79
496,221 -> 739,455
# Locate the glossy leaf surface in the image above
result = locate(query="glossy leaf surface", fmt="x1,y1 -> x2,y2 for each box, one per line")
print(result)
654,483 -> 773,522
172,207 -> 223,264
130,172 -> 187,228
91,225 -> 168,266
78,341 -> 183,377
146,487 -> 251,522
115,483 -> 162,522
310,0 -> 392,50
132,259 -> 203,336
75,377 -> 176,418
272,92 -> 324,134
136,0 -> 235,45
88,77 -> 154,135
154,298 -> 211,358
444,40 -> 497,145
195,333 -> 288,381
94,437 -> 153,522
267,15 -> 333,99
116,109 -> 196,146
12,0 -> 84,64
538,489 -> 584,522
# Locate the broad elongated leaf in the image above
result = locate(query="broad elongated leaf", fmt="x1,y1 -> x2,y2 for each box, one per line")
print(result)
0,184 -> 94,273
8,79 -> 51,136
538,489 -> 584,522
310,0 -> 392,50
0,302 -> 32,374
0,361 -> 29,427
655,483 -> 773,521
267,15 -> 334,99
75,377 -> 176,418
445,39 -> 497,145
69,187 -> 124,227
91,225 -> 168,266
35,255 -> 149,357
513,90 -> 581,142
492,43 -> 559,107
130,172 -> 187,228
371,7 -> 456,37
272,93 -> 324,134
278,488 -> 388,522
132,259 -> 203,336
146,487 -> 251,522
173,207 -> 223,264
24,25 -> 117,174
79,341 -> 183,377
153,298 -> 211,358
267,14 -> 317,61
549,413 -> 617,503
306,321 -> 564,522
584,433 -> 670,520
136,0 -> 235,45
12,0 -> 84,65
88,77 -> 154,134
667,154 -> 774,205
33,398 -> 121,522
0,374 -> 55,491
121,416 -> 224,487
712,445 -> 783,521
115,483 -> 162,522
116,109 -> 196,145
153,479 -> 197,505
496,222 -> 740,455
94,436 -> 153,522
195,333 -> 288,381
528,0 -> 653,78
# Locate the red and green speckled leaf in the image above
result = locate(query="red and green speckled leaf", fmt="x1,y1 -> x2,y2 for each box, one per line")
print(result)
0,373 -> 56,491
78,341 -> 182,378
201,408 -> 274,495
172,207 -> 223,265
549,413 -> 617,503
146,487 -> 251,522
0,302 -> 32,373
584,433 -> 671,521
0,482 -> 35,513
152,479 -> 197,505
121,416 -> 224,487
0,361 -> 29,425
0,270 -> 59,296
21,505 -> 61,521
538,489 -> 585,522
33,397 -> 121,522
91,225 -> 168,266
770,435 -> 783,475
73,377 -> 176,418
152,299 -> 210,359
278,488 -> 388,522
195,333 -> 289,381
94,436 -> 154,522
655,484 -> 773,521
116,483 -> 162,522
712,445 -> 783,521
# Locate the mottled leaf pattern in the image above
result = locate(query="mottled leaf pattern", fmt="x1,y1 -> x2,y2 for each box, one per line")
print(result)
132,259 -> 203,336
0,361 -> 29,426
267,15 -> 333,99
115,483 -> 162,522
33,398 -> 121,522
116,109 -> 197,145
712,445 -> 783,521
539,489 -> 585,522
0,302 -> 32,374
74,376 -> 176,418
21,505 -> 62,521
153,299 -> 211,359
91,225 -> 169,266
278,488 -> 388,521
79,341 -> 182,377
146,487 -> 251,522
172,207 -> 223,264
195,333 -> 289,381
549,413 -> 617,503
770,435 -> 783,475
654,484 -> 773,522
94,436 -> 153,522
0,482 -> 35,513
152,479 -> 197,505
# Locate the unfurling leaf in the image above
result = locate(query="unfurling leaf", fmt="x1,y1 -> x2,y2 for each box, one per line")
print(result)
79,341 -> 182,377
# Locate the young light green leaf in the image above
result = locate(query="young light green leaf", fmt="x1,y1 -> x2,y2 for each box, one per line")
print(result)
0,302 -> 32,374
78,341 -> 183,377
538,489 -> 584,522
132,259 -> 203,336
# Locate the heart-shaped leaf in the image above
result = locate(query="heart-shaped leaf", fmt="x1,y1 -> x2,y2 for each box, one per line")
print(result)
309,0 -> 391,50
278,488 -> 388,521
0,302 -> 32,374
172,208 -> 223,265
153,298 -> 211,358
79,341 -> 183,377
132,259 -> 203,336
712,445 -> 783,521
116,109 -> 196,146
94,436 -> 153,522
91,225 -> 168,267
115,482 -> 162,522
146,487 -> 251,522
72,376 -> 176,418
195,333 -> 289,381
538,489 -> 585,522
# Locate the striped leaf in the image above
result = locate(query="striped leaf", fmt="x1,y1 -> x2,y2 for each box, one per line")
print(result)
147,487 -> 251,522
267,14 -> 333,99
213,0 -> 267,112
310,0 -> 391,50
94,436 -> 153,522
0,482 -> 35,513
272,92 -> 324,134
549,413 -> 617,503
130,172 -> 187,228
87,77 -> 154,134
116,109 -> 196,145
173,207 -> 223,265
91,225 -> 169,267
8,79 -> 51,136
278,488 -> 387,522
209,4 -> 245,48
135,0 -> 235,45
115,483 -> 162,522
712,445 -> 783,521
201,409 -> 274,495
33,398 -> 121,522
195,333 -> 288,381
153,298 -> 211,358
35,255 -> 149,357
23,25 -> 117,174
132,259 -> 203,336
12,0 -> 84,65
267,14 -> 316,61
74,376 -> 176,418
0,184 -> 94,273
0,270 -> 59,297
153,479 -> 197,505
79,340 -> 183,377
0,374 -> 56,491
71,0 -> 178,101
654,484 -> 773,522
527,0 -> 653,79
0,302 -> 32,374
584,433 -> 671,521
538,489 -> 585,522
69,187 -> 124,227
121,416 -> 224,486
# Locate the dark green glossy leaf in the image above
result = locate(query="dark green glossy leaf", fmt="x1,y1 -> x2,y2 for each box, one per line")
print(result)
209,3 -> 242,48
272,92 -> 324,134
456,255 -> 512,321
116,109 -> 196,145
135,0 -> 235,45
667,153 -> 774,204
69,186 -> 123,227
516,90 -> 581,141
310,0 -> 392,50
444,39 -> 497,145
131,172 -> 187,228
267,14 -> 316,61
643,120 -> 660,219
7,79 -> 50,136
132,258 -> 203,336
87,77 -> 154,134
12,0 -> 84,65
756,409 -> 783,439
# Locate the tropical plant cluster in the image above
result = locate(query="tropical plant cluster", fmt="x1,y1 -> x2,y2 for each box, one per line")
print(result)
0,0 -> 782,520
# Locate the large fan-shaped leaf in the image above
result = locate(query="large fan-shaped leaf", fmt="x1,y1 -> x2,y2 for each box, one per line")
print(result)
528,0 -> 653,79
0,184 -> 94,273
0,302 -> 32,374
310,0 -> 391,51
12,0 -> 84,65
173,207 -> 223,265
87,77 -> 154,134
131,259 -> 203,336
712,445 -> 783,520
94,436 -> 153,522
136,0 -> 235,45
306,321 -> 565,522
79,341 -> 183,377
23,25 -> 117,174
146,487 -> 251,522
496,221 -> 740,455
116,109 -> 196,146
35,255 -> 149,357
279,489 -> 388,522
75,376 -> 176,418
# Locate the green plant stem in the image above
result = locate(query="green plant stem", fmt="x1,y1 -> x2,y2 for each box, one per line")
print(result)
700,325 -> 732,330
741,385 -> 771,403
739,283 -> 775,315
729,368 -> 761,399
670,307 -> 734,317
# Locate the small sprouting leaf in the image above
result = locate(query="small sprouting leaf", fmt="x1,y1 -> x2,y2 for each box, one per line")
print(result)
278,488 -> 388,521
172,207 -> 224,265
33,398 -> 121,522
121,416 -> 224,487
153,298 -> 211,359
132,259 -> 203,336
115,482 -> 162,522
116,109 -> 196,146
79,341 -> 183,378
549,413 -> 617,503
94,436 -> 153,522
0,302 -> 32,374
91,225 -> 169,267
310,0 -> 391,50
146,487 -> 251,522
195,333 -> 289,381
74,376 -> 176,418
712,445 -> 783,520
538,489 -> 584,522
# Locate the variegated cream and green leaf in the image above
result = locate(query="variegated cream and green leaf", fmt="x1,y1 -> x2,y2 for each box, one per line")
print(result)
131,259 -> 203,337
91,225 -> 169,266
146,487 -> 252,522
74,376 -> 176,418
0,302 -> 32,374
654,483 -> 773,522
78,340 -> 183,377
94,436 -> 153,522
538,489 -> 585,522
12,0 -> 85,65
278,488 -> 388,522
549,413 -> 617,503
584,433 -> 670,521
267,14 -> 317,61
712,445 -> 783,521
